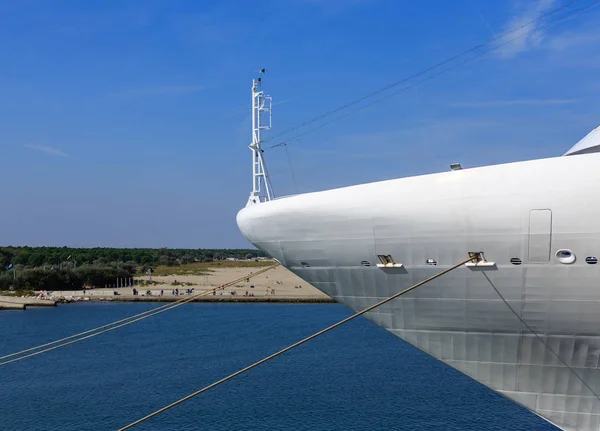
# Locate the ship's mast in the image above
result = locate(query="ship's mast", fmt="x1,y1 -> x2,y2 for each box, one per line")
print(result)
247,69 -> 274,206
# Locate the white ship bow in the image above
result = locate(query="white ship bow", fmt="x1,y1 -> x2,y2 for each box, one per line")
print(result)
238,151 -> 600,431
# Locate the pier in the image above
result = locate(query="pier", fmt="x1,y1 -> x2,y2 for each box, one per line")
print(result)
0,301 -> 25,310
0,295 -> 56,310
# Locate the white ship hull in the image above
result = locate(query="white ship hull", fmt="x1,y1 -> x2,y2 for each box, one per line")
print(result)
237,153 -> 600,431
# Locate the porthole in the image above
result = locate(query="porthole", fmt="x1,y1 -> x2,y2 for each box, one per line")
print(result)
555,249 -> 576,264
300,261 -> 310,268
426,258 -> 437,266
510,258 -> 522,265
360,261 -> 371,267
586,257 -> 598,265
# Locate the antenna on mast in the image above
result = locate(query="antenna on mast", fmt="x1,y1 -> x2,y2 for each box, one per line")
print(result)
247,69 -> 274,206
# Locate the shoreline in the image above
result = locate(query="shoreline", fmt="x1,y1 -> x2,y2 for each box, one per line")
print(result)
2,293 -> 336,310
80,296 -> 336,304
4,265 -> 335,308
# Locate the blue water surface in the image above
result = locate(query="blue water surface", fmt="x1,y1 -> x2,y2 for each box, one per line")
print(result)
0,303 -> 556,430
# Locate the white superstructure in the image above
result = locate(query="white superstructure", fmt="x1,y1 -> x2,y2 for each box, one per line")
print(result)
236,78 -> 600,431
564,125 -> 600,156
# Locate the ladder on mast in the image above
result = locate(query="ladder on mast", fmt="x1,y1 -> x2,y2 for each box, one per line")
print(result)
247,69 -> 274,205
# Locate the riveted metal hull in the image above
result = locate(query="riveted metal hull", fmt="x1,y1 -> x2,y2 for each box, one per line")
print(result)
237,153 -> 600,431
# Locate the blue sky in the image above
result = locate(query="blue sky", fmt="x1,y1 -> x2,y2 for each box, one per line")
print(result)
1,0 -> 599,248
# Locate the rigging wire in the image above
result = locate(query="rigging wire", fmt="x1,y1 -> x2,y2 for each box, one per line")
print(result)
0,264 -> 278,367
268,0 -> 599,149
481,272 -> 600,403
1,296 -> 193,362
117,254 -> 477,430
264,0 -> 579,143
283,144 -> 300,194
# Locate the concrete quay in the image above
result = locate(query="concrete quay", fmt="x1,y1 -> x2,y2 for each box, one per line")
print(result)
0,296 -> 57,310
0,301 -> 26,310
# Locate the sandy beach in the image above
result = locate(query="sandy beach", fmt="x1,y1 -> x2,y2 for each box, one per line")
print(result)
47,265 -> 333,303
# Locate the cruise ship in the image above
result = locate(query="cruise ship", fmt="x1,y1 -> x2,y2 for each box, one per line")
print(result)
236,75 -> 600,431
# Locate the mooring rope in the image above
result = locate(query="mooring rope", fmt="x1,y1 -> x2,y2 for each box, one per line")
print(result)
117,254 -> 477,430
481,271 -> 600,403
0,264 -> 278,367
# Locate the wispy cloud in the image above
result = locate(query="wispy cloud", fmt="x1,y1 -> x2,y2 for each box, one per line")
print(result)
111,85 -> 205,98
451,99 -> 576,108
546,28 -> 600,52
301,119 -> 497,161
497,0 -> 557,58
24,144 -> 69,157
491,2 -> 600,69
539,18 -> 600,69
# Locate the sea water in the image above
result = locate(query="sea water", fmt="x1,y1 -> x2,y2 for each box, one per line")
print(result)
0,303 -> 555,430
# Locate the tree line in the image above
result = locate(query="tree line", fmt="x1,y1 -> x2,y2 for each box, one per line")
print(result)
0,247 -> 266,270
0,247 -> 267,291
0,263 -> 135,291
